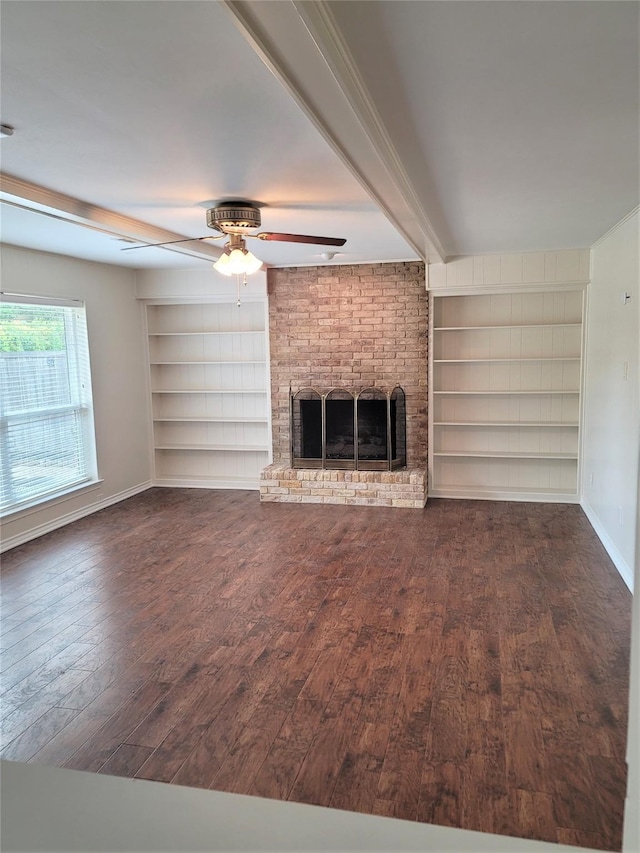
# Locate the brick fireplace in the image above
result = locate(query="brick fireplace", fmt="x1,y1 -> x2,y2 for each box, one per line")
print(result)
260,262 -> 428,507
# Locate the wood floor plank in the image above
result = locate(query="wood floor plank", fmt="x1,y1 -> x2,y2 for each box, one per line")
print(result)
511,789 -> 558,843
586,755 -> 627,851
556,828 -> 610,849
417,760 -> 465,830
27,707 -> 114,767
549,752 -> 610,838
1,643 -> 95,714
287,693 -> 364,807
209,700 -> 293,795
0,624 -> 96,688
1,706 -> 80,762
123,670 -> 217,750
461,752 -> 510,838
62,678 -> 171,773
0,489 -> 631,851
248,697 -> 325,801
138,659 -> 267,786
501,693 -> 552,795
97,743 -> 154,778
329,721 -> 390,814
59,654 -> 159,712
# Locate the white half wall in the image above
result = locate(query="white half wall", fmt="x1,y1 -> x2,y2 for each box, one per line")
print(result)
0,245 -> 152,550
581,209 -> 639,591
0,759 -> 609,853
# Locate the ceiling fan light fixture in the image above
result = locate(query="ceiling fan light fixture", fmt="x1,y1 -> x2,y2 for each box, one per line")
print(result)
213,252 -> 232,275
237,249 -> 263,275
213,246 -> 263,276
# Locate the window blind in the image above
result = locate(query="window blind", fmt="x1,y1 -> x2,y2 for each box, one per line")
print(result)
0,299 -> 97,514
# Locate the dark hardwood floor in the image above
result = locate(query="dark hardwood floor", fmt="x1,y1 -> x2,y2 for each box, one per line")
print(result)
0,489 -> 632,850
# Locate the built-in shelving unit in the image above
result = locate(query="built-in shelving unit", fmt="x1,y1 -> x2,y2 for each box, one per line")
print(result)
430,289 -> 585,501
146,301 -> 271,489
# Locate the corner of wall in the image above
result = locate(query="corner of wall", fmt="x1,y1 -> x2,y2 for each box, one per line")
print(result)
580,498 -> 634,592
581,208 -> 639,592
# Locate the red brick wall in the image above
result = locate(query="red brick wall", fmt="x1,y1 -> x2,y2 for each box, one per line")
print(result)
267,262 -> 428,467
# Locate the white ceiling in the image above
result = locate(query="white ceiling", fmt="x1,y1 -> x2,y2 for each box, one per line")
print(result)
1,1 -> 638,270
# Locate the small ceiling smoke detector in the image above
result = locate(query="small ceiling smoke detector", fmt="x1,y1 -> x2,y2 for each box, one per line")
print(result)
321,251 -> 336,261
0,124 -> 15,138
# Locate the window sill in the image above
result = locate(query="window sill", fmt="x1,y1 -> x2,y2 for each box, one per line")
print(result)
1,479 -> 104,520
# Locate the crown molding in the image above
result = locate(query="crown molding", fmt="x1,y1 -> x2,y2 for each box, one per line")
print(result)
591,205 -> 640,248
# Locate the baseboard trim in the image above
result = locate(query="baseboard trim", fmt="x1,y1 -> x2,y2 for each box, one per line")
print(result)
0,482 -> 153,553
580,498 -> 634,592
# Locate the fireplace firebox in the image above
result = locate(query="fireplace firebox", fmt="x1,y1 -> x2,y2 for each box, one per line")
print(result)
290,386 -> 406,470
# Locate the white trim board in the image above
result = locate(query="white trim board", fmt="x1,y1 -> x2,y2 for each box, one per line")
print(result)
427,281 -> 589,297
0,482 -> 152,553
580,498 -> 634,592
153,479 -> 260,491
428,489 -> 580,504
591,205 -> 640,249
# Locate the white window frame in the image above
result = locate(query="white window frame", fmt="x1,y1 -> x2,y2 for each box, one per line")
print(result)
0,294 -> 98,516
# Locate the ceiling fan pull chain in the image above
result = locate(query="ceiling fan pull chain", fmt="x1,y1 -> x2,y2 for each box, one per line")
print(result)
236,273 -> 242,307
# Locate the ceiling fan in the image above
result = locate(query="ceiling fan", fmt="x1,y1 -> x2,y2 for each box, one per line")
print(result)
122,201 -> 346,275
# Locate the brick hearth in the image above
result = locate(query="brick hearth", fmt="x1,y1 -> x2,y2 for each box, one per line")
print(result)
260,465 -> 427,508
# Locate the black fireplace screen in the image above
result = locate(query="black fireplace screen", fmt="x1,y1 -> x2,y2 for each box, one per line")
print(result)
290,386 -> 406,470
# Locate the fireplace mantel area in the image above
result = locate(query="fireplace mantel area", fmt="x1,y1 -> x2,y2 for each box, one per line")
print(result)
260,262 -> 428,508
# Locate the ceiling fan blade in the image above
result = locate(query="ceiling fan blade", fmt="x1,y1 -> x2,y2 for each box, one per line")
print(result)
121,235 -> 222,251
255,232 -> 346,246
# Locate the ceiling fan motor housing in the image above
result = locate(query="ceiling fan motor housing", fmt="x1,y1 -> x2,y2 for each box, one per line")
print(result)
207,203 -> 262,233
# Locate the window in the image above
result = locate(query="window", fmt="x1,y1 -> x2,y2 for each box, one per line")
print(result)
0,297 -> 97,514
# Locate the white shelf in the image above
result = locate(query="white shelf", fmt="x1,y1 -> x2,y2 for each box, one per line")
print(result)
155,444 -> 269,452
153,417 -> 268,424
433,421 -> 578,427
151,389 -> 267,395
148,330 -> 264,337
153,475 -> 260,490
433,450 -> 578,460
150,360 -> 266,365
429,485 -> 579,503
433,357 -> 580,363
433,323 -> 582,331
433,390 -> 580,395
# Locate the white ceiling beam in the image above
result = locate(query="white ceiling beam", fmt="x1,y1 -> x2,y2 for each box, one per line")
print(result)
222,0 -> 446,264
0,174 -> 224,263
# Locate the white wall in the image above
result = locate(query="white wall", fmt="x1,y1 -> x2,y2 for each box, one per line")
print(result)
0,245 -> 152,550
581,210 -> 639,591
135,266 -> 268,300
428,249 -> 591,290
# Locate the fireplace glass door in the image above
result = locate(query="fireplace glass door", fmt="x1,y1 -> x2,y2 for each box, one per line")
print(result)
290,386 -> 406,470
